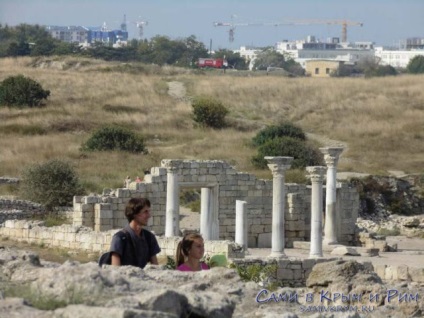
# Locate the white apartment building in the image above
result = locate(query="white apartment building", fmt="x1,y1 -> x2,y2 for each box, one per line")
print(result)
374,47 -> 424,68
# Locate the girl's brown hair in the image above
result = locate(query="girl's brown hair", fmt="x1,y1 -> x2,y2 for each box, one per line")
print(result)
176,233 -> 204,266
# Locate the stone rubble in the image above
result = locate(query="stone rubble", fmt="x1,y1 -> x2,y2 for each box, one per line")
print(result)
1,247 -> 424,318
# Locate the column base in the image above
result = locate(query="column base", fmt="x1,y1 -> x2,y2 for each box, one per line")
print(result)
323,238 -> 338,246
309,253 -> 324,259
269,251 -> 287,258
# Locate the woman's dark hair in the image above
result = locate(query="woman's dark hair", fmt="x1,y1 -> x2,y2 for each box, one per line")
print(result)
176,233 -> 204,266
125,197 -> 151,222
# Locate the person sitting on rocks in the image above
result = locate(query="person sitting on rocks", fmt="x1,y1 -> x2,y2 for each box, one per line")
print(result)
176,233 -> 209,271
110,198 -> 161,268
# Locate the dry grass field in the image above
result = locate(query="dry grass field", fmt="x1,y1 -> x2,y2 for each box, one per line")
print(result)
0,56 -> 423,195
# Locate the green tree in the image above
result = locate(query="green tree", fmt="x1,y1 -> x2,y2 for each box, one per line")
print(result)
253,48 -> 286,70
406,55 -> 424,74
20,159 -> 84,210
364,65 -> 397,77
251,137 -> 323,169
213,49 -> 248,70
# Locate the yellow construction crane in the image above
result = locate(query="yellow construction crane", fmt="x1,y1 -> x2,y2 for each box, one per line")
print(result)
285,19 -> 364,43
213,19 -> 363,43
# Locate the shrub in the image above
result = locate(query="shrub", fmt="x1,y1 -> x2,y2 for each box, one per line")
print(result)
191,96 -> 229,128
251,137 -> 324,169
406,55 -> 424,74
252,122 -> 306,146
20,159 -> 84,211
0,75 -> 50,107
82,126 -> 146,153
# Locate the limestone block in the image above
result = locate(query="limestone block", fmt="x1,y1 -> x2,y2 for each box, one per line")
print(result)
116,188 -> 130,198
53,232 -> 65,241
302,259 -> 316,270
248,236 -> 257,248
277,268 -> 294,280
396,265 -> 409,281
84,196 -> 99,204
250,224 -> 264,234
408,267 -> 424,283
293,269 -> 303,280
257,233 -> 271,248
330,246 -> 360,256
385,266 -> 397,280
80,204 -> 94,212
73,196 -> 83,204
285,221 -> 305,231
373,240 -> 388,252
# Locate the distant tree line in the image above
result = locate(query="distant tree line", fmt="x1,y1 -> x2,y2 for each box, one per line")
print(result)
2,23 -> 423,75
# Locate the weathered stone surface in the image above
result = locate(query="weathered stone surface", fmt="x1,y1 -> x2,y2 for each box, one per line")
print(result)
330,246 -> 360,256
1,247 -> 424,318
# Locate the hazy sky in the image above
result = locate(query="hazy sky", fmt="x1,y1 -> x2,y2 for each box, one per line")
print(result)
0,0 -> 423,49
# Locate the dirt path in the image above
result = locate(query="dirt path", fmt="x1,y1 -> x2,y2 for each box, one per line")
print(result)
167,81 -> 186,100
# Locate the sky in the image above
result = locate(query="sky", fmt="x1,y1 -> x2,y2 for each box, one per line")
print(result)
0,0 -> 423,50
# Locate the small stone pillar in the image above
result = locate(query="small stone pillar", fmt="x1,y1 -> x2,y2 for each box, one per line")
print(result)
265,156 -> 293,258
320,147 -> 344,245
235,200 -> 248,251
162,160 -> 180,237
306,166 -> 327,258
200,187 -> 213,240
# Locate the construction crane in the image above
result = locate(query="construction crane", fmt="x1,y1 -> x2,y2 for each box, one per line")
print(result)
285,19 -> 363,43
213,21 -> 296,43
131,17 -> 148,40
213,19 -> 363,43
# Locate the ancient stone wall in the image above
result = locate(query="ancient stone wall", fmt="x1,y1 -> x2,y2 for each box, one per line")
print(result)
71,159 -> 359,247
0,199 -> 45,223
0,219 -> 243,259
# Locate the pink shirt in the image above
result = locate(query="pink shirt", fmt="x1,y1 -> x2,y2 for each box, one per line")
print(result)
177,262 -> 209,271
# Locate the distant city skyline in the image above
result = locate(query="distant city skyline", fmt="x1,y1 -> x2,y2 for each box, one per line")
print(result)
0,0 -> 423,49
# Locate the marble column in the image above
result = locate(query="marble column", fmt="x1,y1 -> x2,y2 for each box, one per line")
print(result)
235,200 -> 248,251
320,147 -> 344,245
306,166 -> 327,258
200,187 -> 213,240
265,156 -> 293,258
163,160 -> 180,237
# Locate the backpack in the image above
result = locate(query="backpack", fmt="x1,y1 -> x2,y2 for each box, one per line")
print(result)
98,229 -> 135,267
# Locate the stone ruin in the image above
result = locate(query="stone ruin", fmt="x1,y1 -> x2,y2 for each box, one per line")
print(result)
71,148 -> 358,250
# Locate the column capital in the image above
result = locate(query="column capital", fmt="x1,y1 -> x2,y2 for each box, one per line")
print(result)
306,166 -> 327,183
161,159 -> 182,173
319,147 -> 344,167
265,156 -> 293,175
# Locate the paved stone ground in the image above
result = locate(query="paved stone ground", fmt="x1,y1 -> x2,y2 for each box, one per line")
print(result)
178,208 -> 424,269
245,236 -> 424,269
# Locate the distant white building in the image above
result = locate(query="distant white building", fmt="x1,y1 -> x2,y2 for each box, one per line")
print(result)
374,47 -> 424,68
233,46 -> 262,70
275,37 -> 375,68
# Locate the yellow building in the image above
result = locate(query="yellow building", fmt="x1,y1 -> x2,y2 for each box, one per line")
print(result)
305,60 -> 343,77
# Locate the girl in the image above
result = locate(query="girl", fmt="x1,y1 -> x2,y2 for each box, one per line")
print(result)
176,233 -> 209,271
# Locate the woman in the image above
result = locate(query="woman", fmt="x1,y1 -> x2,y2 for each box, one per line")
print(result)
176,233 -> 209,271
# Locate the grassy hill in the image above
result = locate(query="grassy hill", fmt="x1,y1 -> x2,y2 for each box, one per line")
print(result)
0,56 -> 423,195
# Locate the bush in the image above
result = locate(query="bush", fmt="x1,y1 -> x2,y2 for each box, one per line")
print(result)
0,75 -> 50,107
406,55 -> 424,74
82,126 -> 146,153
364,65 -> 397,78
252,122 -> 306,146
191,96 -> 229,128
251,137 -> 324,169
20,159 -> 84,211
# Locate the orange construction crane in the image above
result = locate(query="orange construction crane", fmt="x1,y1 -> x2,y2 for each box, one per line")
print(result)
213,19 -> 363,43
